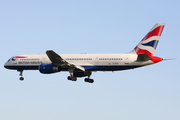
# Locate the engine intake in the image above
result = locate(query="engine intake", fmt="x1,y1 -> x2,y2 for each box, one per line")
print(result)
39,64 -> 61,74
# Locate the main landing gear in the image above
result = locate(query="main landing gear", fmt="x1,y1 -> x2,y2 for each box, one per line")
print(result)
84,71 -> 94,83
18,70 -> 24,81
67,76 -> 94,83
67,76 -> 77,81
84,78 -> 94,83
67,69 -> 94,83
67,68 -> 77,81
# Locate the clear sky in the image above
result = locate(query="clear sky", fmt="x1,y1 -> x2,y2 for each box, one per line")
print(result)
0,0 -> 180,120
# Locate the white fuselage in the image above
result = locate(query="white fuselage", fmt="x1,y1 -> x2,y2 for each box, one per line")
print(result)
4,53 -> 154,71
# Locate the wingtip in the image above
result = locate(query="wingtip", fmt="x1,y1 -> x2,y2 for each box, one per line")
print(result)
46,50 -> 53,52
46,50 -> 54,53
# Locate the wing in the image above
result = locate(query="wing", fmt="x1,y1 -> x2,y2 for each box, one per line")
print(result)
46,50 -> 85,71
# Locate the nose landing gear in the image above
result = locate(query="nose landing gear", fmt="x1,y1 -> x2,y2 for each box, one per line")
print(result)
20,77 -> 24,81
18,70 -> 24,81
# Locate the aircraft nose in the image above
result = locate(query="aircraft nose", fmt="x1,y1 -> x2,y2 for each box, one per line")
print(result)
4,58 -> 12,69
4,63 -> 8,69
4,60 -> 11,69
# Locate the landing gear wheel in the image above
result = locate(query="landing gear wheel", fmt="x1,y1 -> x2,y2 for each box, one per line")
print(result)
84,78 -> 88,82
67,76 -> 71,80
84,78 -> 94,83
67,76 -> 77,81
72,77 -> 77,81
18,70 -> 24,81
89,79 -> 94,83
19,77 -> 24,81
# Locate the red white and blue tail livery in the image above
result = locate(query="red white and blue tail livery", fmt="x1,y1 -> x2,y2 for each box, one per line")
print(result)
131,23 -> 165,56
130,23 -> 165,63
4,23 -> 169,83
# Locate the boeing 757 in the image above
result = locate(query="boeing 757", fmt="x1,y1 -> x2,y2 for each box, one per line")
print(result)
4,23 -> 168,83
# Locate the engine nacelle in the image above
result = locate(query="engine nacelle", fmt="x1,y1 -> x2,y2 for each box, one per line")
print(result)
73,71 -> 92,77
39,64 -> 61,74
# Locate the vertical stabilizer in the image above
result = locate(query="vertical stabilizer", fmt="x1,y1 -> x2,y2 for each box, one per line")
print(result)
130,23 -> 165,56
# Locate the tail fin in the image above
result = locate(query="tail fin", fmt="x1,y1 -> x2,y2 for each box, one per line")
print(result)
130,23 -> 165,56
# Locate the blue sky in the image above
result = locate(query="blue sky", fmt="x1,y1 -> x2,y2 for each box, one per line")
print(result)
0,0 -> 180,120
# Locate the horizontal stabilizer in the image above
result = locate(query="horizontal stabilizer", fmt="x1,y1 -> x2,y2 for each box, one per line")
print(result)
137,53 -> 152,62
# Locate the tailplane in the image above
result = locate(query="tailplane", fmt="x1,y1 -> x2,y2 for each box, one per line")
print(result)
130,23 -> 165,56
137,53 -> 151,62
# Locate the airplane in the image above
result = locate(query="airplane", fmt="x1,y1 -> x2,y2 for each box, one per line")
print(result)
4,23 -> 167,83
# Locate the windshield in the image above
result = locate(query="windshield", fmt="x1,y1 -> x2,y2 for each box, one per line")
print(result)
7,59 -> 10,62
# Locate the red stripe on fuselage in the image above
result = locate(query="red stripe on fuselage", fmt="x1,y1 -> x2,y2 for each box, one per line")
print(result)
13,56 -> 27,58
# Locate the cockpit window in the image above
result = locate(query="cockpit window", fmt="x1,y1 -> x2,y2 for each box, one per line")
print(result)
7,59 -> 10,62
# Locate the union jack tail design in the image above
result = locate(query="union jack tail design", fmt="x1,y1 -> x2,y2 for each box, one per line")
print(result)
131,23 -> 165,56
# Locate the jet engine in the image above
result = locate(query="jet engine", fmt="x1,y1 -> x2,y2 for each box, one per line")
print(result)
39,64 -> 61,74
